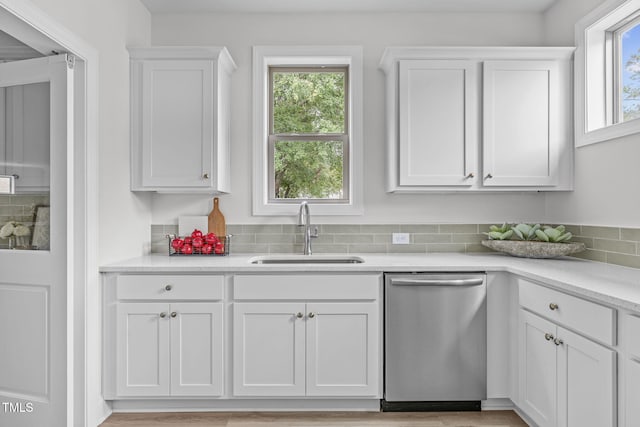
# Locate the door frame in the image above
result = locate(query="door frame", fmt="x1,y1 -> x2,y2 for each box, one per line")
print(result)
0,1 -> 98,426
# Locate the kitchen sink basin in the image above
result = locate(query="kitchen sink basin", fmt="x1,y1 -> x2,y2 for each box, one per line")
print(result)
249,255 -> 365,264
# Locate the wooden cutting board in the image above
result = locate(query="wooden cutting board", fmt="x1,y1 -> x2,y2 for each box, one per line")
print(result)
208,197 -> 226,237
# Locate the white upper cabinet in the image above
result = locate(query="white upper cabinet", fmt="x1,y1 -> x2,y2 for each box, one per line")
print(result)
398,60 -> 478,187
380,47 -> 574,192
1,82 -> 50,192
129,47 -> 236,193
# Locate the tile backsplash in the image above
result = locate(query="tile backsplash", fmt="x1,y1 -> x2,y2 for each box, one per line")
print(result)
151,222 -> 640,270
0,194 -> 49,249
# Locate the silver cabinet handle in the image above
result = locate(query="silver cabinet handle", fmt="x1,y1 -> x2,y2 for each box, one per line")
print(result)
165,284 -> 172,291
554,338 -> 564,346
296,312 -> 304,319
544,333 -> 554,341
170,312 -> 177,318
549,303 -> 559,311
203,173 -> 210,179
12,174 -> 19,180
485,173 -> 493,179
160,312 -> 167,318
465,173 -> 475,179
308,312 -> 316,318
390,278 -> 484,287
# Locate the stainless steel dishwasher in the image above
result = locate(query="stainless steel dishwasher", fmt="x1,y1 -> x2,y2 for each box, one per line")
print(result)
383,273 -> 486,411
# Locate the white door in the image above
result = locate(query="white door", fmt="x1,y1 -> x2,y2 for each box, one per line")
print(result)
0,55 -> 72,427
483,60 -> 560,187
306,303 -> 379,396
233,302 -> 305,396
398,59 -> 478,186
116,303 -> 170,397
556,327 -> 616,427
519,310 -> 557,427
170,302 -> 224,396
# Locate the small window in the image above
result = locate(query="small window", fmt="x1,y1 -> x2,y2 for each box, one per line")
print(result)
576,0 -> 640,146
614,15 -> 640,122
268,67 -> 349,202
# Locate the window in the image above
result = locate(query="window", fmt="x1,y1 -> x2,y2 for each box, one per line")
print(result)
576,0 -> 640,146
252,46 -> 363,216
614,15 -> 640,122
269,66 -> 349,202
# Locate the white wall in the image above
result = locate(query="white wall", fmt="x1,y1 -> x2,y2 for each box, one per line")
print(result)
543,0 -> 640,228
28,0 -> 153,260
150,12 -> 551,225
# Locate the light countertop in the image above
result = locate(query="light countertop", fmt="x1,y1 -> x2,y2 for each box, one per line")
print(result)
100,253 -> 640,312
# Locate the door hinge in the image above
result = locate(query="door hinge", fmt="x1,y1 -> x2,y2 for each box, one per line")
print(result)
66,54 -> 75,70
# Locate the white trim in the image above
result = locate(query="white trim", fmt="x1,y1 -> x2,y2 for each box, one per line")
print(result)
0,1 -> 100,426
575,0 -> 640,147
252,46 -> 364,216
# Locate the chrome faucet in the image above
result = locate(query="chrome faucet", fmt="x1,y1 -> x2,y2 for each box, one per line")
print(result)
297,201 -> 318,255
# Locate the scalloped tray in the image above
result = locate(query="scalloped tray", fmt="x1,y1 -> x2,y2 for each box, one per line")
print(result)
481,240 -> 586,259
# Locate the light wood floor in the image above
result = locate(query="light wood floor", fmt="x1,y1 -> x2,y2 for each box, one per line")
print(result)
100,410 -> 528,427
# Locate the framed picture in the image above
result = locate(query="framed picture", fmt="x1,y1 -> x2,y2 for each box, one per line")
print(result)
31,205 -> 50,250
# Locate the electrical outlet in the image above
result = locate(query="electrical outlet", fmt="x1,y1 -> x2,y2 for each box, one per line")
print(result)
392,233 -> 410,245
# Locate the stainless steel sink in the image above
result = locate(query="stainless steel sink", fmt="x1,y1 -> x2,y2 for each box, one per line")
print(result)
249,255 -> 364,264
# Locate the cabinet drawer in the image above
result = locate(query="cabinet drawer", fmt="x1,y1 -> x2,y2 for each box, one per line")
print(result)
627,314 -> 640,359
234,274 -> 380,300
117,275 -> 224,300
518,278 -> 615,345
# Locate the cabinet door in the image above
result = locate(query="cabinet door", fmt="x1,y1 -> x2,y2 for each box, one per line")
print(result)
170,303 -> 224,396
140,60 -> 213,188
3,83 -> 50,191
556,327 -> 616,427
398,60 -> 478,186
233,302 -> 306,396
116,303 -> 170,397
483,60 -> 560,187
306,302 -> 379,397
626,358 -> 640,427
519,310 -> 557,427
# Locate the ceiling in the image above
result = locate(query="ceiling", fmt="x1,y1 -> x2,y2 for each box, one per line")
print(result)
140,0 -> 559,14
0,29 -> 42,62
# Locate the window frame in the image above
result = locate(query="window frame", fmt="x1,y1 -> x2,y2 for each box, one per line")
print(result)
576,0 -> 640,147
267,65 -> 350,204
252,46 -> 363,216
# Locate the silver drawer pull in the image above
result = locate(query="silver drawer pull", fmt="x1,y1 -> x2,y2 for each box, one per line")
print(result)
160,312 -> 167,318
544,333 -> 554,341
308,312 -> 316,318
549,302 -> 559,311
390,278 -> 483,287
165,284 -> 172,291
170,312 -> 177,318
554,338 -> 564,346
295,312 -> 304,319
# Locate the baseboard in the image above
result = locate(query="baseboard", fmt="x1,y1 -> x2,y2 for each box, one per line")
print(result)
110,399 -> 380,413
481,398 -> 515,410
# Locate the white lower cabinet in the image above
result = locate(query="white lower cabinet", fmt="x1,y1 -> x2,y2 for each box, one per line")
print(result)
232,302 -> 306,396
232,274 -> 381,398
116,302 -> 224,397
519,310 -> 616,427
233,301 -> 379,397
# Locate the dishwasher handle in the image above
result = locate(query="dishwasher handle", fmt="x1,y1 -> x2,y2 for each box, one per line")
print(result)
389,277 -> 484,287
